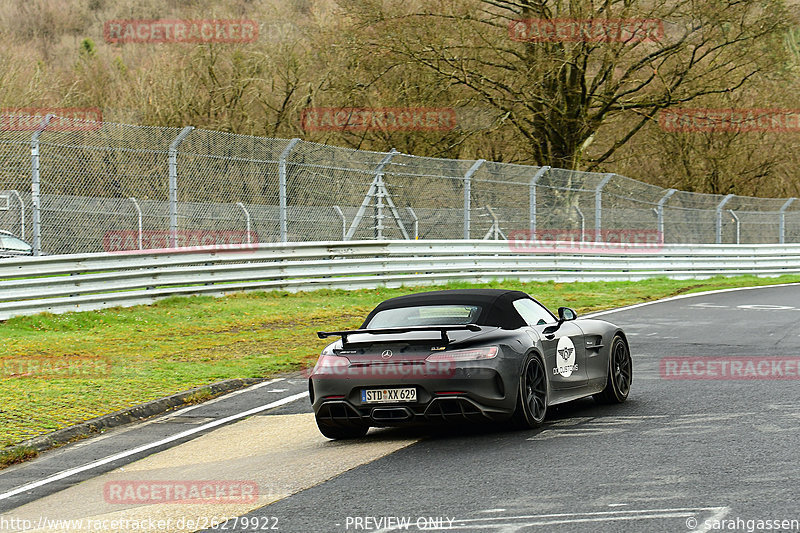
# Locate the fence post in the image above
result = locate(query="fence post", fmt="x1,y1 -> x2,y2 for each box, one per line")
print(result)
30,114 -> 53,256
574,205 -> 585,243
406,207 -> 419,240
9,190 -> 24,241
529,166 -> 550,233
168,126 -> 194,248
129,197 -> 142,249
333,206 -> 346,241
779,198 -> 795,244
463,159 -> 485,239
373,150 -> 399,240
279,138 -> 301,242
375,170 -> 385,240
482,205 -> 506,240
715,194 -> 735,244
236,202 -> 252,244
728,210 -> 740,244
594,173 -> 614,242
656,188 -> 677,242
345,149 -> 399,240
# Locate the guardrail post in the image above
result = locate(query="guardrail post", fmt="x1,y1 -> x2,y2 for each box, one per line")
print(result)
463,159 -> 485,239
236,202 -> 252,244
594,173 -> 613,242
168,126 -> 194,248
129,197 -> 142,249
656,188 -> 676,242
30,114 -> 53,256
529,166 -> 550,234
9,190 -> 24,241
715,194 -> 735,244
279,138 -> 301,242
779,198 -> 795,244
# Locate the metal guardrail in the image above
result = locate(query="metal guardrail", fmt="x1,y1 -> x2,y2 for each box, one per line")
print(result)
2,240 -> 800,320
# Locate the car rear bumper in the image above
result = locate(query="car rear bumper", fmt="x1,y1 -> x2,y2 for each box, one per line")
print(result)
314,396 -> 512,427
309,364 -> 517,427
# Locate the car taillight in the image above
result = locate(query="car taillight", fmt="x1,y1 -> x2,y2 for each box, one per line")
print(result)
312,354 -> 350,375
425,346 -> 498,362
312,343 -> 350,375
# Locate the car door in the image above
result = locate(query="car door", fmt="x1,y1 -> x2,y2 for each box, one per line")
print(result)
513,298 -> 588,390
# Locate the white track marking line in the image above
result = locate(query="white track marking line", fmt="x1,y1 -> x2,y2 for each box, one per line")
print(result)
0,390 -> 308,502
583,282 -> 800,318
451,507 -> 720,523
375,507 -> 728,532
443,513 -> 695,530
695,506 -> 731,533
164,378 -> 285,416
374,507 -> 725,532
65,378 -> 287,442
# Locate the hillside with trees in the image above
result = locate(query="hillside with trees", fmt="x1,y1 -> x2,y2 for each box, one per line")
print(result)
1,0 -> 799,197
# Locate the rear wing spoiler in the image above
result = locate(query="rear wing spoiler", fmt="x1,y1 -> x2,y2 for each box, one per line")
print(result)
317,324 -> 481,346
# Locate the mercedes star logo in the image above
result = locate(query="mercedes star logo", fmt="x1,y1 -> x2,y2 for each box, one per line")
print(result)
381,349 -> 393,359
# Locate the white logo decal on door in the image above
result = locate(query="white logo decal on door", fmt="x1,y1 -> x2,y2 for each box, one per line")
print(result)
554,337 -> 578,377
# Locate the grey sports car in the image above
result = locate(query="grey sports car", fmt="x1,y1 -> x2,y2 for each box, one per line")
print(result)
310,289 -> 632,439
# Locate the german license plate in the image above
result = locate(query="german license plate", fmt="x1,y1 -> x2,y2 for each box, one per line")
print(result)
361,388 -> 417,404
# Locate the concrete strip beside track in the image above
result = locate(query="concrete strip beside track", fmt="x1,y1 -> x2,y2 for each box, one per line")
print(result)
0,414 -> 419,533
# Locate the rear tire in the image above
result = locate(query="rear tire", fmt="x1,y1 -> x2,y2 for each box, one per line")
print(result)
511,353 -> 548,428
594,335 -> 632,404
316,419 -> 369,440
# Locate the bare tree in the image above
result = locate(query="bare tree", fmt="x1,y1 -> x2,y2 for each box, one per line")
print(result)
338,0 -> 795,170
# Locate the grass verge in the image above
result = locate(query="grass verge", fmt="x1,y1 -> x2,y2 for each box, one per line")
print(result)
2,274 -> 799,450
0,445 -> 38,468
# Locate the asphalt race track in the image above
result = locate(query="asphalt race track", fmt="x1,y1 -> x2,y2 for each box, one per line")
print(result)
2,284 -> 800,533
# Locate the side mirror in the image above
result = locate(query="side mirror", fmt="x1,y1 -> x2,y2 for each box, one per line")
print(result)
558,307 -> 577,321
543,307 -> 578,335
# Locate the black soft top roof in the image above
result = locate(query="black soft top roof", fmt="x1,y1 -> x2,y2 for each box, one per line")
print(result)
361,289 -> 532,329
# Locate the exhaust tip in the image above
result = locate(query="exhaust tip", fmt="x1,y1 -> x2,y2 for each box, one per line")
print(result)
371,407 -> 413,422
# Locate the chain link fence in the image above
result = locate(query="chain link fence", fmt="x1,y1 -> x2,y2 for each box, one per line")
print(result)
1,113 -> 799,255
